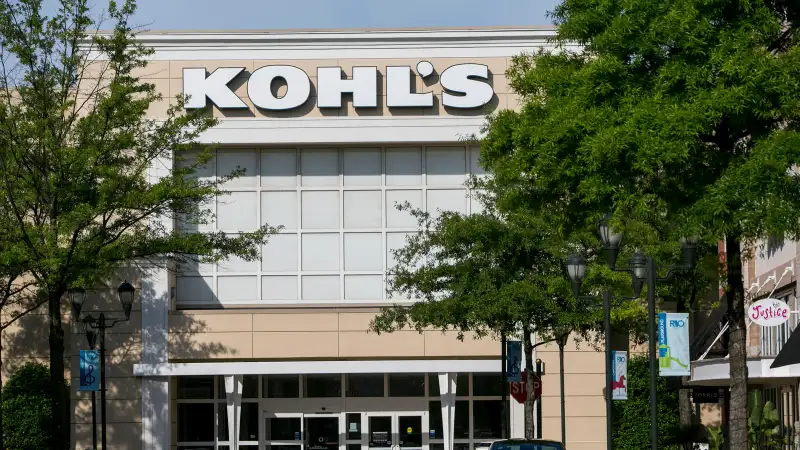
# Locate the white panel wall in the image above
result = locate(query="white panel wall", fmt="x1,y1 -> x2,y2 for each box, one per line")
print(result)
176,146 -> 483,307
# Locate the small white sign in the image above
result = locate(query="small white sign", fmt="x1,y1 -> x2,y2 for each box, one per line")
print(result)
748,298 -> 790,327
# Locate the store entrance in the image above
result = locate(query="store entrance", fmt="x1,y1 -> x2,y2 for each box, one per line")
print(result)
367,413 -> 425,450
306,416 -> 340,450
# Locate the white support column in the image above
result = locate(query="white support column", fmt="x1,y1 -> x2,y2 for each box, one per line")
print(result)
226,374 -> 244,448
141,152 -> 173,450
438,373 -> 457,450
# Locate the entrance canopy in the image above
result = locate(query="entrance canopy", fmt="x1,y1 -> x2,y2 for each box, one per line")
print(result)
134,359 -> 498,377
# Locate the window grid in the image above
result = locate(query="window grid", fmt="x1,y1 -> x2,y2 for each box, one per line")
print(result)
176,376 -> 230,449
176,146 -> 482,307
176,373 -> 503,450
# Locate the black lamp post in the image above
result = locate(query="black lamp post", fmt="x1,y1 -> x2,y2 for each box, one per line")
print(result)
69,281 -> 136,450
565,253 -> 614,450
569,214 -> 698,450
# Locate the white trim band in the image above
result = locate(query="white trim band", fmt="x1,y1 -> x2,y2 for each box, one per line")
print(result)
135,359 -> 499,377
195,117 -> 485,145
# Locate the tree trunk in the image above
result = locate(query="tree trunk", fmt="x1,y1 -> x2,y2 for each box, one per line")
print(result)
725,234 -> 748,448
48,290 -> 67,450
522,325 -> 535,440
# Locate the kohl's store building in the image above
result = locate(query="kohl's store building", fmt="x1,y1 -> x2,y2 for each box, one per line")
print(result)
49,27 -> 610,450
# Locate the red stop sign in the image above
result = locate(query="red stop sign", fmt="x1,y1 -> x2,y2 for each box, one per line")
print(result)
510,370 -> 542,404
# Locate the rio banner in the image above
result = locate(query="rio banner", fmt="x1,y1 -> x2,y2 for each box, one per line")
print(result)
611,351 -> 628,400
505,340 -> 522,382
79,349 -> 100,392
658,312 -> 691,376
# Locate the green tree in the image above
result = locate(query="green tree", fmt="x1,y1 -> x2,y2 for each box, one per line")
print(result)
370,199 -> 642,438
0,1 -> 275,447
2,362 -> 65,449
480,0 -> 800,445
611,355 -> 680,449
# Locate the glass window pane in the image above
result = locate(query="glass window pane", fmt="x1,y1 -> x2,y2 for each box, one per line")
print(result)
305,374 -> 342,398
267,375 -> 300,398
428,400 -> 468,440
218,402 -> 229,441
346,413 -> 362,440
268,417 -> 302,441
240,402 -> 259,441
473,373 -> 503,396
427,373 -> 468,396
178,376 -> 215,399
242,375 -> 259,398
429,401 -> 443,440
269,446 -> 303,450
473,400 -> 504,439
347,374 -> 384,397
218,375 -> 226,398
389,374 -> 425,397
455,401 -> 469,439
178,403 -> 214,442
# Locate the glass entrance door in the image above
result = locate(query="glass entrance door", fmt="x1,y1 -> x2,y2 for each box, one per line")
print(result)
397,415 -> 423,450
305,416 -> 340,450
367,415 -> 393,450
366,413 -> 426,450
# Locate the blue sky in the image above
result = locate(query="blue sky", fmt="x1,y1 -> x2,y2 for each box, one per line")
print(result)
47,0 -> 561,30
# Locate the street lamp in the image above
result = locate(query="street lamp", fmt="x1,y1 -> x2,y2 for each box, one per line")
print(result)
69,281 -> 136,450
577,214 -> 698,450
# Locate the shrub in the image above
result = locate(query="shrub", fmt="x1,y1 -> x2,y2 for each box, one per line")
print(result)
2,362 -> 65,449
611,354 -> 681,449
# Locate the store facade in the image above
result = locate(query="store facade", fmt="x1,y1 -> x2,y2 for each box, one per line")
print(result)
24,27 -> 609,450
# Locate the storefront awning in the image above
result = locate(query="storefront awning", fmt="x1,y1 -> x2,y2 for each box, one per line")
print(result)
771,326 -> 800,369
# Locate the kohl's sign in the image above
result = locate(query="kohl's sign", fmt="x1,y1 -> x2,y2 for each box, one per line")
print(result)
183,61 -> 494,111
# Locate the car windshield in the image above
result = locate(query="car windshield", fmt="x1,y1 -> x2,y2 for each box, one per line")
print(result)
492,443 -> 564,450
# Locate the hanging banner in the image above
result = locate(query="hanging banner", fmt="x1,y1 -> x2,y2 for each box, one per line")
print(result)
658,312 -> 691,376
79,349 -> 99,392
505,340 -> 522,382
611,351 -> 628,400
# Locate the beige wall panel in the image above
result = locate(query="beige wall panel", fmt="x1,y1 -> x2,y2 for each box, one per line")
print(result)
339,331 -> 424,357
69,354 -> 134,378
252,331 -> 338,358
253,312 -> 338,332
536,350 -> 606,374
338,312 -> 381,331
541,374 -> 604,397
71,376 -> 140,400
540,394 -> 605,417
507,93 -> 522,111
133,60 -> 170,79
541,416 -> 606,443
72,398 -> 141,424
73,422 -> 142,450
252,59 -> 339,74
537,334 -> 603,352
169,60 -> 256,78
170,312 -> 254,333
423,331 -> 499,357
169,331 -> 253,359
